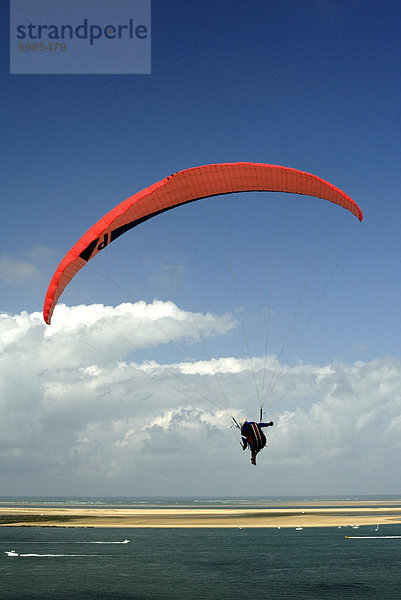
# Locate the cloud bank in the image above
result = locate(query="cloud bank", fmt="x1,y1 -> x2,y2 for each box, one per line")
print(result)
1,301 -> 400,497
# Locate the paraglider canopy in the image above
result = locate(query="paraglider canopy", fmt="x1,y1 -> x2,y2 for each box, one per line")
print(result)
43,162 -> 362,325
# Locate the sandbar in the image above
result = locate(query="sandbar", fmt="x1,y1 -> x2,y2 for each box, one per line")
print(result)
1,501 -> 401,528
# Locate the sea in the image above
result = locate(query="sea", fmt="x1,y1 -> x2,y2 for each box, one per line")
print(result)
1,496 -> 401,600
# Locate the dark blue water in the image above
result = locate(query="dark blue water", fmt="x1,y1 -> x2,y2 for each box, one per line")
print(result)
1,525 -> 401,600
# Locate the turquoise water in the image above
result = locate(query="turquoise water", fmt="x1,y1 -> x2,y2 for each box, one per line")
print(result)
1,524 -> 401,599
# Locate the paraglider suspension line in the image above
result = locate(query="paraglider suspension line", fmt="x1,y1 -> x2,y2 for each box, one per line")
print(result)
231,416 -> 240,429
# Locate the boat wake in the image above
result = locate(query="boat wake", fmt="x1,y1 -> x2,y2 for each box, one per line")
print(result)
4,539 -> 130,558
345,536 -> 401,540
5,551 -> 99,557
4,539 -> 129,545
89,539 -> 130,544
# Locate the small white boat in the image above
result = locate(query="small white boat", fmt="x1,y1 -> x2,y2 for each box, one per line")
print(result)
122,539 -> 130,544
296,527 -> 303,531
5,550 -> 19,557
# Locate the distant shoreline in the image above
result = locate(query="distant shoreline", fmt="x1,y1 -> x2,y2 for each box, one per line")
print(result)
1,500 -> 401,528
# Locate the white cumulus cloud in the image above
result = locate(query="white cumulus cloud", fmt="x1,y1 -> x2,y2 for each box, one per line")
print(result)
0,302 -> 400,496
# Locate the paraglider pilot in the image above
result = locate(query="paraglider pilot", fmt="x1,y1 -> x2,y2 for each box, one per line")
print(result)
240,418 -> 273,465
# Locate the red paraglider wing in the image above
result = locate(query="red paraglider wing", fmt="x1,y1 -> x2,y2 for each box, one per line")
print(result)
43,162 -> 363,324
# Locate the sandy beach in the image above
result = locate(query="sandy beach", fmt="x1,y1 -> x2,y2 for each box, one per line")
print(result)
1,500 -> 401,528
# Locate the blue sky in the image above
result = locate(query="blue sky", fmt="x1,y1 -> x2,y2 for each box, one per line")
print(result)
1,1 -> 400,496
